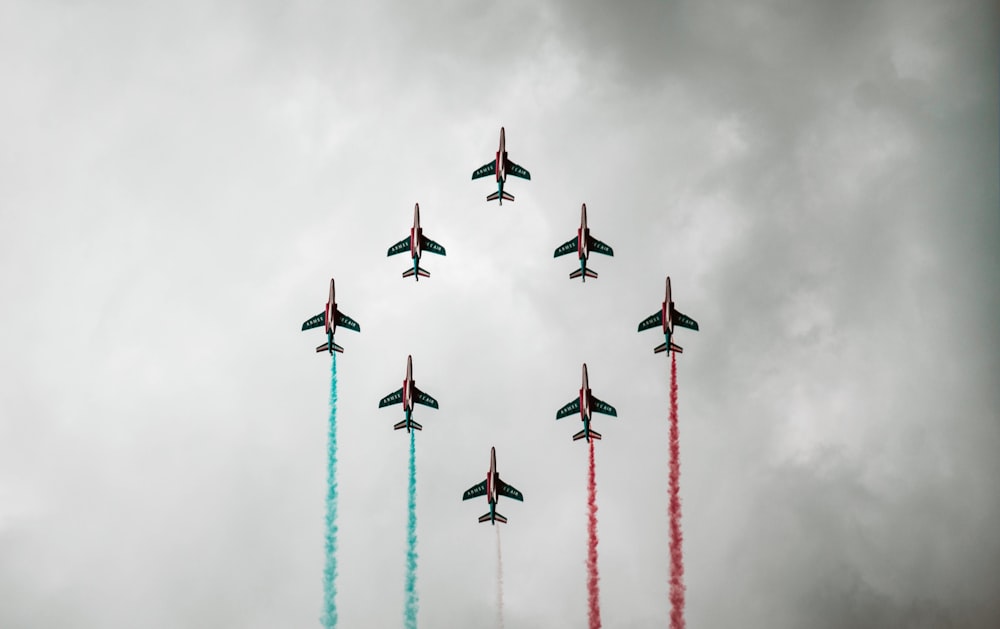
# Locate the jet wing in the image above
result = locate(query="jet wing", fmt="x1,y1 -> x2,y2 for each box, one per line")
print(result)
553,237 -> 578,258
673,309 -> 700,331
387,236 -> 411,257
637,311 -> 662,332
496,478 -> 524,502
556,398 -> 580,419
507,160 -> 531,180
591,396 -> 618,417
335,312 -> 361,332
462,480 -> 487,501
420,236 -> 446,256
302,312 -> 325,331
471,161 -> 495,180
414,388 -> 439,409
587,236 -> 614,256
379,388 -> 404,407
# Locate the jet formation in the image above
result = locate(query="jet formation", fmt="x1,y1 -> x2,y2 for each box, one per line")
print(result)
387,203 -> 446,281
462,447 -> 524,525
303,126 -> 702,530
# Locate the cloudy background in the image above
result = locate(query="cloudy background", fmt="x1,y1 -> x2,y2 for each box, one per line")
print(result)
1,0 -> 998,627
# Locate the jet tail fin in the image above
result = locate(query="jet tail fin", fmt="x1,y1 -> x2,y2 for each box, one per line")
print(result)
573,429 -> 601,441
480,512 -> 507,524
394,419 -> 422,431
316,341 -> 344,353
654,342 -> 683,354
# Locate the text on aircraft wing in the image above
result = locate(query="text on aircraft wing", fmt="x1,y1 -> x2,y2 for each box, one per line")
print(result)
414,389 -> 439,409
673,309 -> 700,331
379,388 -> 404,407
471,162 -> 496,180
507,161 -> 531,180
591,397 -> 618,417
587,236 -> 614,256
387,236 -> 411,257
556,398 -> 580,419
420,236 -> 446,256
554,237 -> 578,258
637,311 -> 662,332
302,312 -> 325,331
335,312 -> 361,332
462,480 -> 487,501
497,479 -> 524,502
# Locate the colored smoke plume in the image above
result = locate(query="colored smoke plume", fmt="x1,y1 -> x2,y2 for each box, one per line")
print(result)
496,525 -> 505,629
587,439 -> 601,629
668,352 -> 686,629
321,355 -> 340,628
404,429 -> 419,629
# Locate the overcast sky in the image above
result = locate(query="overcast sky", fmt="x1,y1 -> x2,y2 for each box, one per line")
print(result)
1,1 -> 998,627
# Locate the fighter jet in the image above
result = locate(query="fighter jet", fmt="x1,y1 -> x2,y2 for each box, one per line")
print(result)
301,278 -> 361,354
378,355 -> 439,432
387,203 -> 446,281
462,447 -> 524,525
637,275 -> 699,355
556,363 -> 618,442
471,126 -> 531,205
553,203 -> 614,281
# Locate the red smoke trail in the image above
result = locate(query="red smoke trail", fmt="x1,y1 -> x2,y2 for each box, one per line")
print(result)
668,352 -> 686,629
587,439 -> 601,629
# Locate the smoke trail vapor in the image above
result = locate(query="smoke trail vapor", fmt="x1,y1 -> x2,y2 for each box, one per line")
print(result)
668,352 -> 686,629
404,429 -> 419,629
587,439 -> 601,629
321,355 -> 340,628
496,525 -> 505,629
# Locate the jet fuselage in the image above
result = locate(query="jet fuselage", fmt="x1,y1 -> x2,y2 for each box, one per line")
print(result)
577,203 -> 591,261
409,203 -> 423,275
402,354 -> 415,416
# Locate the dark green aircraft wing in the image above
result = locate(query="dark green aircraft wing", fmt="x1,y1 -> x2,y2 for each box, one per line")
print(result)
554,237 -> 577,258
387,236 -> 411,257
379,388 -> 403,407
497,479 -> 524,502
673,309 -> 699,331
591,396 -> 617,417
507,160 -> 531,180
335,312 -> 361,332
302,312 -> 325,331
587,236 -> 614,256
420,236 -> 446,256
414,388 -> 439,409
637,311 -> 662,332
556,398 -> 580,419
471,161 -> 495,180
463,480 -> 487,501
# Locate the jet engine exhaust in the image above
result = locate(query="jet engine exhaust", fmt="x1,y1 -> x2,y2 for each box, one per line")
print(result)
321,355 -> 340,628
404,429 -> 419,629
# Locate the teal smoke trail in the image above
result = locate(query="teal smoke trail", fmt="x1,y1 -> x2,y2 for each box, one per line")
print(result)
403,429 -> 419,629
321,354 -> 339,628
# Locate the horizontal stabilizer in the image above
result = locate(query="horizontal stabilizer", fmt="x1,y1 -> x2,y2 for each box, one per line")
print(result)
316,341 -> 344,353
573,429 -> 601,441
402,267 -> 431,279
653,342 -> 683,354
480,512 -> 507,524
394,419 -> 422,431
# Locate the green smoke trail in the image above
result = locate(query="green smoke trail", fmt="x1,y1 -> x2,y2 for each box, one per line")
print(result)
404,429 -> 419,628
321,354 -> 339,628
